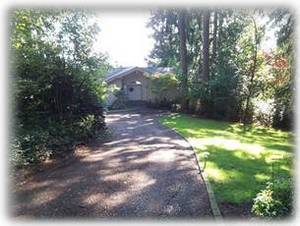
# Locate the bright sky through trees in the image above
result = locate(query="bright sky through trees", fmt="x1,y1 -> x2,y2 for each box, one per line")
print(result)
94,12 -> 154,67
93,12 -> 276,67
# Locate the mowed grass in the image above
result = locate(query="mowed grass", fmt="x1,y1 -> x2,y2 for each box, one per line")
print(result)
159,114 -> 294,204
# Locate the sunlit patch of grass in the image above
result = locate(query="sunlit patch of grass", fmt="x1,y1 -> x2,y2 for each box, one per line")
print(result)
159,114 -> 293,204
205,162 -> 229,182
255,173 -> 271,181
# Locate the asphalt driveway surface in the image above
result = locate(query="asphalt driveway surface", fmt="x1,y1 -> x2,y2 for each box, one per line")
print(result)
13,108 -> 212,218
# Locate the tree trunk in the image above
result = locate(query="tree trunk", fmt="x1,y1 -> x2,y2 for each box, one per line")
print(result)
202,10 -> 210,82
217,12 -> 224,51
211,11 -> 218,69
243,17 -> 258,125
197,13 -> 202,81
177,9 -> 189,111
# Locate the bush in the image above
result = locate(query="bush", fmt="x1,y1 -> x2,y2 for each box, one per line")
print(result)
75,114 -> 105,141
11,10 -> 109,168
12,129 -> 52,166
113,90 -> 128,109
150,72 -> 178,94
149,72 -> 179,109
252,178 -> 293,218
12,113 -> 106,167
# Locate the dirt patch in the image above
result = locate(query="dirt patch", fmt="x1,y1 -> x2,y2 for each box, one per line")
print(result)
13,144 -> 93,189
219,201 -> 254,219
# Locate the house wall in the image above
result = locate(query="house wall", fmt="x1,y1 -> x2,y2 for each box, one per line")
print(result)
106,70 -> 181,106
106,71 -> 151,106
122,71 -> 149,101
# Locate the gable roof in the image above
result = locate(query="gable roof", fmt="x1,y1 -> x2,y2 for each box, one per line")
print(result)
105,66 -> 173,83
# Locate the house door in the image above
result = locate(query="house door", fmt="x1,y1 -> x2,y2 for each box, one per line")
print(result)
127,85 -> 142,101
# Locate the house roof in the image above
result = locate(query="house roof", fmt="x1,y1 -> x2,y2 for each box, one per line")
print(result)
105,66 -> 173,83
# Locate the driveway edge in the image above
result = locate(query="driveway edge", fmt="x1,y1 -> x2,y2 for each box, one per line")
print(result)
155,115 -> 223,220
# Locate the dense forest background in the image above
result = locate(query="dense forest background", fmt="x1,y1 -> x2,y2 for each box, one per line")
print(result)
147,8 -> 294,130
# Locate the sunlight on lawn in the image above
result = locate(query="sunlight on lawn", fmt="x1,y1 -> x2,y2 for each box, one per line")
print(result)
189,138 -> 264,155
159,114 -> 293,204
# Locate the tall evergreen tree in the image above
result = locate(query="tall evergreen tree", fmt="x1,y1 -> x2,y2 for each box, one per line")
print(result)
177,9 -> 189,111
202,10 -> 210,82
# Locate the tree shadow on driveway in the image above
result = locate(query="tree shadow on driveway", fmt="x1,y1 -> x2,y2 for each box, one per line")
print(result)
12,109 -> 212,219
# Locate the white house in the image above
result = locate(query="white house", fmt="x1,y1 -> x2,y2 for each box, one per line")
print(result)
105,66 -> 179,107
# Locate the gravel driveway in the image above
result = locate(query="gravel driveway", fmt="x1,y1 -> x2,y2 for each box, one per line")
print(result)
13,108 -> 212,218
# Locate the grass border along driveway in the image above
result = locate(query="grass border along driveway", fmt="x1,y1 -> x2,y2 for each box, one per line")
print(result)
159,113 -> 293,215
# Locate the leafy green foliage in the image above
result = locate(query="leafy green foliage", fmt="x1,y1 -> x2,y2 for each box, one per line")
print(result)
109,89 -> 128,110
252,178 -> 293,218
11,10 -> 110,167
148,9 -> 294,129
147,9 -> 180,67
150,73 -> 178,93
148,73 -> 179,109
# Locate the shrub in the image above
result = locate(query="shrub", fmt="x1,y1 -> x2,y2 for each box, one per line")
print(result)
11,10 -> 109,168
150,72 -> 178,94
109,90 -> 128,110
12,129 -> 52,166
149,72 -> 179,108
12,113 -> 106,167
75,114 -> 105,141
252,178 -> 293,218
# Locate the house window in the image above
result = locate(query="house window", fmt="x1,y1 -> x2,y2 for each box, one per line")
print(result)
129,87 -> 134,92
131,80 -> 141,85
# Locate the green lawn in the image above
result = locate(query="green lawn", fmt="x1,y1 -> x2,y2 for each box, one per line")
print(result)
159,114 -> 293,204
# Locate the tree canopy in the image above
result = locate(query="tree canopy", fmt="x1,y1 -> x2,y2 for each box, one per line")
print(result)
147,8 -> 294,129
